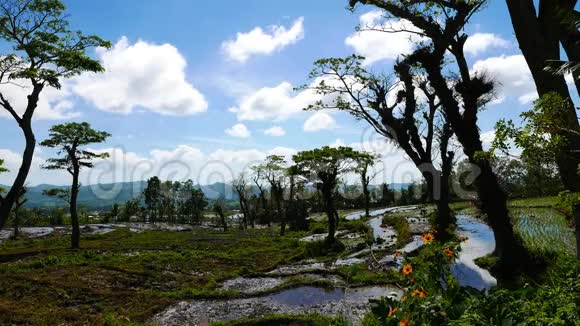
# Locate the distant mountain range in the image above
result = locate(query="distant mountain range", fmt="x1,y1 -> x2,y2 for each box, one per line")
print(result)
0,181 -> 411,211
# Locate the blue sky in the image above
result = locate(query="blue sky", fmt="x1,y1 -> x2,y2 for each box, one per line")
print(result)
0,0 -> 566,186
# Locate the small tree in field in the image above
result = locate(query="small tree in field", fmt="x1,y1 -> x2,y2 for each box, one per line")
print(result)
40,122 -> 110,249
293,146 -> 366,243
0,159 -> 8,195
11,186 -> 27,239
354,153 -> 380,217
0,0 -> 110,226
256,155 -> 289,235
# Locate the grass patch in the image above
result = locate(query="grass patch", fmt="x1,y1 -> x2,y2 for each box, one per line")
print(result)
0,227 -> 309,324
212,313 -> 348,326
337,263 -> 402,285
510,207 -> 576,255
381,214 -> 410,247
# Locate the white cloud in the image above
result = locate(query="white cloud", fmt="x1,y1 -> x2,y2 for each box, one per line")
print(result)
0,80 -> 80,120
264,125 -> 286,136
345,11 -> 424,65
464,33 -> 510,56
229,81 -> 319,121
222,17 -> 304,63
480,130 -> 496,146
225,123 -> 251,138
303,112 -> 336,132
73,36 -> 208,116
472,54 -> 537,104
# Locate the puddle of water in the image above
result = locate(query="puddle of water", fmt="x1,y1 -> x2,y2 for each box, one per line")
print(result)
268,286 -> 344,306
345,206 -> 418,221
451,214 -> 497,290
368,217 -> 396,244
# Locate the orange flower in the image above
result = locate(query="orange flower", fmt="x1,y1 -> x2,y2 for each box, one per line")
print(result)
443,247 -> 453,258
422,233 -> 434,244
387,306 -> 398,317
399,319 -> 409,326
402,264 -> 413,276
412,288 -> 428,298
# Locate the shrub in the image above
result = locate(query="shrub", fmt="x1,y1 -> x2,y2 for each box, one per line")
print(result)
304,239 -> 345,257
382,214 -> 410,247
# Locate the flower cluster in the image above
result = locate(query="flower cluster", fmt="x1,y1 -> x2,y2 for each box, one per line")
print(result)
371,232 -> 464,325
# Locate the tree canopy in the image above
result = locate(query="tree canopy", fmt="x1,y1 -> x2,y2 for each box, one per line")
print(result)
40,122 -> 111,172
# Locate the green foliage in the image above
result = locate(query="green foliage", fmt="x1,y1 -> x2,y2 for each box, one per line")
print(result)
382,214 -> 410,247
0,158 -> 7,194
212,313 -> 349,326
493,93 -> 575,165
555,190 -> 580,217
338,263 -> 402,285
42,187 -> 70,203
510,207 -> 576,256
365,231 -> 580,325
0,227 -> 309,324
367,236 -> 464,325
40,122 -> 111,171
303,239 -> 345,258
0,0 -> 110,89
0,158 -> 7,174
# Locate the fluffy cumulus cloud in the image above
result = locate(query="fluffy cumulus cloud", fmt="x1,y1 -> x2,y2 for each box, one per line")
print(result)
464,33 -> 510,56
73,36 -> 208,116
472,54 -> 538,104
228,81 -> 319,121
303,112 -> 336,132
0,80 -> 79,120
222,17 -> 304,63
229,74 -> 353,122
264,125 -> 286,136
345,11 -> 424,65
225,123 -> 251,138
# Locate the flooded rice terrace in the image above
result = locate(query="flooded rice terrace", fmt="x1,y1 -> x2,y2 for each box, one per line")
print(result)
153,206 -> 499,325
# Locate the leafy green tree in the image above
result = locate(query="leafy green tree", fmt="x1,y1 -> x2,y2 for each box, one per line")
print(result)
293,146 -> 365,243
256,155 -> 289,235
381,183 -> 395,207
120,198 -> 140,222
186,188 -> 207,225
0,0 -> 110,226
286,164 -> 309,231
0,159 -> 8,195
214,197 -> 228,232
494,93 -> 578,174
354,152 -> 379,217
40,122 -> 110,249
143,176 -> 161,223
504,0 -> 580,191
232,174 -> 250,230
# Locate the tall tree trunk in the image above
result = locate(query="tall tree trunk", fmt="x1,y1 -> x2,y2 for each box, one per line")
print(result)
506,0 -> 580,192
70,166 -> 80,249
216,203 -> 228,232
363,180 -> 370,217
322,185 -> 337,243
12,208 -> 19,239
277,191 -> 286,236
0,121 -> 35,228
435,126 -> 456,242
